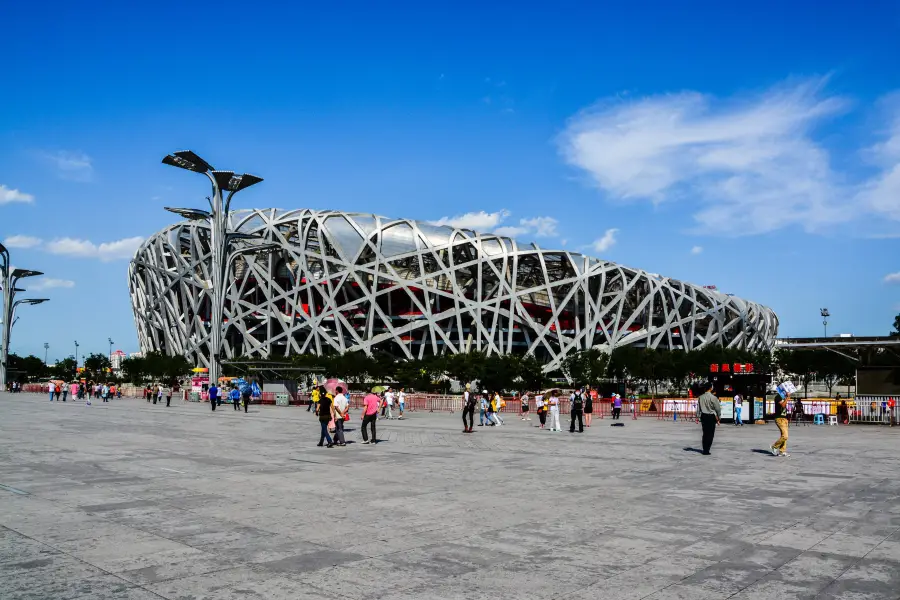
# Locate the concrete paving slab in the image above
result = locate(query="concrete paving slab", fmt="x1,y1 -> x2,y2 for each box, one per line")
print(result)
2,392 -> 900,599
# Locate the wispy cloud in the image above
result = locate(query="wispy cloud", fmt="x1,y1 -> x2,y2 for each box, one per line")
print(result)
0,185 -> 34,205
40,150 -> 94,182
3,235 -> 42,248
691,245 -> 704,255
519,216 -> 559,237
591,228 -> 618,253
558,78 -> 888,236
28,278 -> 75,290
429,210 -> 510,230
857,93 -> 900,221
884,272 -> 900,284
45,236 -> 144,261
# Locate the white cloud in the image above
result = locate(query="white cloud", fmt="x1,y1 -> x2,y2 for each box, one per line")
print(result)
559,78 -> 856,235
493,225 -> 530,238
28,278 -> 75,290
0,185 -> 34,205
591,228 -> 618,253
691,245 -> 704,255
41,150 -> 94,182
45,236 -> 144,261
519,216 -> 559,237
857,93 -> 900,221
884,272 -> 900,284
3,235 -> 42,248
430,210 -> 510,230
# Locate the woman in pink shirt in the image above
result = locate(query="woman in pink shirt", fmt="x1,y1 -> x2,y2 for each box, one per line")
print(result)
361,392 -> 379,444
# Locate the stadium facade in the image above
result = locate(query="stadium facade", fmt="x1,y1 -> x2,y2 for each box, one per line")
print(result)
129,208 -> 778,371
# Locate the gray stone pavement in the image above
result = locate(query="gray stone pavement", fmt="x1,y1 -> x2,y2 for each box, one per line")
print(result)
1,392 -> 899,600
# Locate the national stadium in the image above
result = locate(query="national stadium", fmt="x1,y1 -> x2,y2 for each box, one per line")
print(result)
128,208 -> 778,371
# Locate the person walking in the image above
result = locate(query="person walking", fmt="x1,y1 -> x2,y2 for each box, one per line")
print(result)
102,384 -> 111,403
384,388 -> 395,420
54,382 -> 62,401
478,392 -> 488,426
569,388 -> 584,433
61,382 -> 69,402
208,383 -> 219,412
535,393 -> 546,429
397,387 -> 406,419
490,391 -> 504,426
734,393 -> 744,426
332,386 -> 348,446
361,390 -> 379,444
520,392 -> 531,421
584,389 -> 594,427
771,392 -> 791,457
548,391 -> 561,431
230,386 -> 241,411
696,383 -> 721,455
241,385 -> 251,413
317,391 -> 335,448
462,384 -> 476,433
157,385 -> 164,405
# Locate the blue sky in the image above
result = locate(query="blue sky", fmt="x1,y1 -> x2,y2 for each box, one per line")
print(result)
1,1 -> 899,362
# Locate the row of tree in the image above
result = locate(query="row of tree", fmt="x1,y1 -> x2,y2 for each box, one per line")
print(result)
5,344 -> 865,397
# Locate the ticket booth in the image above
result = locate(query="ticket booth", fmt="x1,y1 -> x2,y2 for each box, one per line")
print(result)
709,363 -> 768,423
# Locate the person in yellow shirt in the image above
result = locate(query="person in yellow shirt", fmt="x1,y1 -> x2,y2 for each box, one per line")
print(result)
309,387 -> 320,414
490,391 -> 504,426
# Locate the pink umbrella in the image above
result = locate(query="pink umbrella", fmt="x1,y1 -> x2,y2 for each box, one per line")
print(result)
324,378 -> 348,395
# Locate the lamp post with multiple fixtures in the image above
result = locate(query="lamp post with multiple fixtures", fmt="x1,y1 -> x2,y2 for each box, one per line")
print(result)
820,308 -> 830,338
161,150 -> 265,386
0,242 -> 48,389
74,341 -> 80,370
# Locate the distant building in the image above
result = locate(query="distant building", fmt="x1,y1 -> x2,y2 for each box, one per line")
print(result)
129,352 -> 144,359
110,350 -> 127,371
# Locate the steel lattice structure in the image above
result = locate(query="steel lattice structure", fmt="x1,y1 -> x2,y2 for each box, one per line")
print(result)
129,208 -> 778,371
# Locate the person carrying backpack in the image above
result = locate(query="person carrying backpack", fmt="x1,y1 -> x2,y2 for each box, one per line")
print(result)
241,386 -> 251,413
569,388 -> 584,433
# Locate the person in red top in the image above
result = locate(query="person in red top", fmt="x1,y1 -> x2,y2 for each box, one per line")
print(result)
361,391 -> 380,445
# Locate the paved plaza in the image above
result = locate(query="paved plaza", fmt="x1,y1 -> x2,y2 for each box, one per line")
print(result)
1,393 -> 899,599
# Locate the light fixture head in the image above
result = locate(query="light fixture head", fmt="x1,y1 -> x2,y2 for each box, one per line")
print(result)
227,173 -> 263,192
21,298 -> 49,306
162,150 -> 214,173
165,207 -> 212,221
211,171 -> 236,191
820,308 -> 830,318
11,269 -> 42,279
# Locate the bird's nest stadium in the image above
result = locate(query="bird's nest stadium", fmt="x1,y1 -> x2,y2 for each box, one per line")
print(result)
128,209 -> 778,372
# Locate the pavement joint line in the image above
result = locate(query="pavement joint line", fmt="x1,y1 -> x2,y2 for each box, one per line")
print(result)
0,483 -> 29,495
0,523 -> 171,599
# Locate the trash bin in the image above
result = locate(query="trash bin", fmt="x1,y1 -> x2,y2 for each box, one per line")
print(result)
275,393 -> 290,406
189,391 -> 200,403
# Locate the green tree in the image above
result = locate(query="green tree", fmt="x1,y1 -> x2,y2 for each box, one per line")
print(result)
6,354 -> 47,382
892,313 -> 900,337
121,356 -> 147,384
517,353 -> 549,392
83,353 -> 111,380
51,357 -> 77,381
443,351 -> 487,388
774,348 -> 816,398
561,348 -> 609,388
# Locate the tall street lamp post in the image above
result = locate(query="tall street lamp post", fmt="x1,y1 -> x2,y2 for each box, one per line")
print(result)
74,341 -> 80,370
0,241 -> 46,389
820,308 -> 830,338
161,151 -> 264,387
44,342 -> 49,365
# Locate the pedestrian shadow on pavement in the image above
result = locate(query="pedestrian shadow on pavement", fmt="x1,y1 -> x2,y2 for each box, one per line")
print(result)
682,447 -> 704,453
750,449 -> 775,455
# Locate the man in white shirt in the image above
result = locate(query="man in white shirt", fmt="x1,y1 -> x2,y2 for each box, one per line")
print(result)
397,388 -> 406,419
734,393 -> 743,426
332,387 -> 349,446
384,389 -> 394,420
